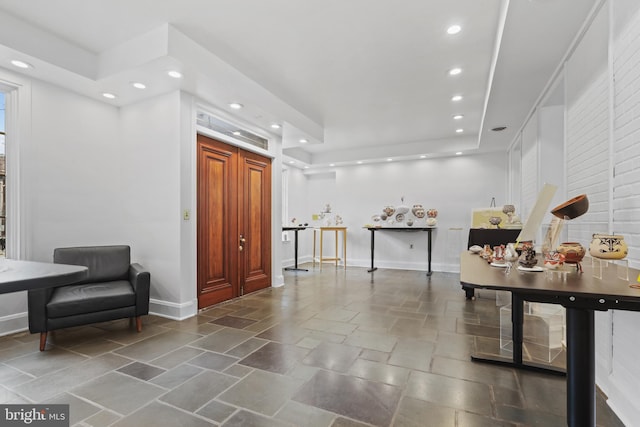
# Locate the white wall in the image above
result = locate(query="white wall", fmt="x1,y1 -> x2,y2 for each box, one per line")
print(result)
0,79 -> 196,332
282,166 -> 313,267
0,77 -> 126,334
28,81 -> 124,259
286,152 -> 508,272
120,91 -> 188,317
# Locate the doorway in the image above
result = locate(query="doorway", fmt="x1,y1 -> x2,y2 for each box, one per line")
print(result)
197,134 -> 272,308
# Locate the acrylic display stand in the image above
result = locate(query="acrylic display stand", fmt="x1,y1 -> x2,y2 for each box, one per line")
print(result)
496,290 -> 510,307
591,257 -> 629,280
500,302 -> 564,363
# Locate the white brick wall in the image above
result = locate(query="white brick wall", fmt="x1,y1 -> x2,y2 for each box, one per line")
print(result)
613,9 -> 640,270
605,4 -> 640,425
566,70 -> 610,243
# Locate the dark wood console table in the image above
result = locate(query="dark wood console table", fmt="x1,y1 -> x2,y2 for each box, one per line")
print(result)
283,226 -> 308,271
365,227 -> 435,276
460,251 -> 640,427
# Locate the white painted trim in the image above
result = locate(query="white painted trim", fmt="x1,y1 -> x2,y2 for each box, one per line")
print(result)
272,274 -> 285,288
1,75 -> 31,260
0,311 -> 28,337
478,0 -> 510,148
149,298 -> 197,320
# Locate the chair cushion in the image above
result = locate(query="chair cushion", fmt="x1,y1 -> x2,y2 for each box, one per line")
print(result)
54,246 -> 130,283
46,280 -> 135,318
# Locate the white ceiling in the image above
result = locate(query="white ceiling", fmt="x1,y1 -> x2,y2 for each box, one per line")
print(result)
0,0 -> 598,168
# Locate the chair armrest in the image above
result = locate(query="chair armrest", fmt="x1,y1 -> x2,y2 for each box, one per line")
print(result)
27,288 -> 54,333
129,263 -> 150,316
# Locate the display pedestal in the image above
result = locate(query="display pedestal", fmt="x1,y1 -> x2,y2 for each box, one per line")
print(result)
500,302 -> 564,363
591,257 -> 628,280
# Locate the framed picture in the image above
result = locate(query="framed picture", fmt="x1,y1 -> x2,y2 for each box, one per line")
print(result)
471,208 -> 510,228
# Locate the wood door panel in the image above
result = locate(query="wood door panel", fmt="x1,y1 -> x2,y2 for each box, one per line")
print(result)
240,153 -> 271,294
197,136 -> 238,308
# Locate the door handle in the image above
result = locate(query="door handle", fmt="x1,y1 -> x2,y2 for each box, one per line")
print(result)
239,235 -> 246,251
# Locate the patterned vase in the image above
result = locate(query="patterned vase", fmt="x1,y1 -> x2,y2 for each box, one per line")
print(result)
518,243 -> 537,268
557,242 -> 586,264
412,205 -> 426,218
589,234 -> 628,260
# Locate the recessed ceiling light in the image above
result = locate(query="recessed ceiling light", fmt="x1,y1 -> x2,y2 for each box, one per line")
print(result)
299,139 -> 308,144
102,92 -> 116,99
447,25 -> 462,35
329,163 -> 335,167
357,161 -> 363,164
289,161 -> 295,164
270,123 -> 281,129
456,128 -> 464,133
229,103 -> 243,110
453,115 -> 464,120
456,151 -> 463,155
451,95 -> 463,102
448,68 -> 462,76
387,158 -> 393,162
167,70 -> 182,78
304,166 -> 309,169
232,131 -> 242,136
11,59 -> 32,69
132,82 -> 146,89
420,155 -> 427,159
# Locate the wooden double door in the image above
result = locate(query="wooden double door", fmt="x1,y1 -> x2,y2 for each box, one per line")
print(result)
197,134 -> 272,309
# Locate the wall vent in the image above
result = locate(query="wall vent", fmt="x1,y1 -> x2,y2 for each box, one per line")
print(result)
197,112 -> 268,150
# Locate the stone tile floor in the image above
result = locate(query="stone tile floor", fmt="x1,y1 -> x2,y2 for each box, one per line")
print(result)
0,266 -> 626,426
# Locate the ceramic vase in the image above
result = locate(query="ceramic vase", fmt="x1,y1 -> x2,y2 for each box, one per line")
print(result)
489,216 -> 502,228
427,209 -> 438,218
557,242 -> 586,264
426,217 -> 437,226
543,251 -> 565,269
518,243 -> 537,268
383,206 -> 395,217
412,204 -> 425,218
589,234 -> 628,260
396,204 -> 410,215
502,205 -> 515,215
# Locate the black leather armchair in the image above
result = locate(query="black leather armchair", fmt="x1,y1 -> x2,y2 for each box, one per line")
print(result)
28,245 -> 150,351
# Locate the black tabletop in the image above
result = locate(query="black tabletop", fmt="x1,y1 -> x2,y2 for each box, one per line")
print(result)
366,227 -> 436,231
460,251 -> 640,309
0,259 -> 88,294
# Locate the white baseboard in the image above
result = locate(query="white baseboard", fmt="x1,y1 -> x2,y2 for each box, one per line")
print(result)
149,298 -> 198,320
597,372 -> 640,427
0,311 -> 28,337
281,255 -> 313,269
272,274 -> 285,288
